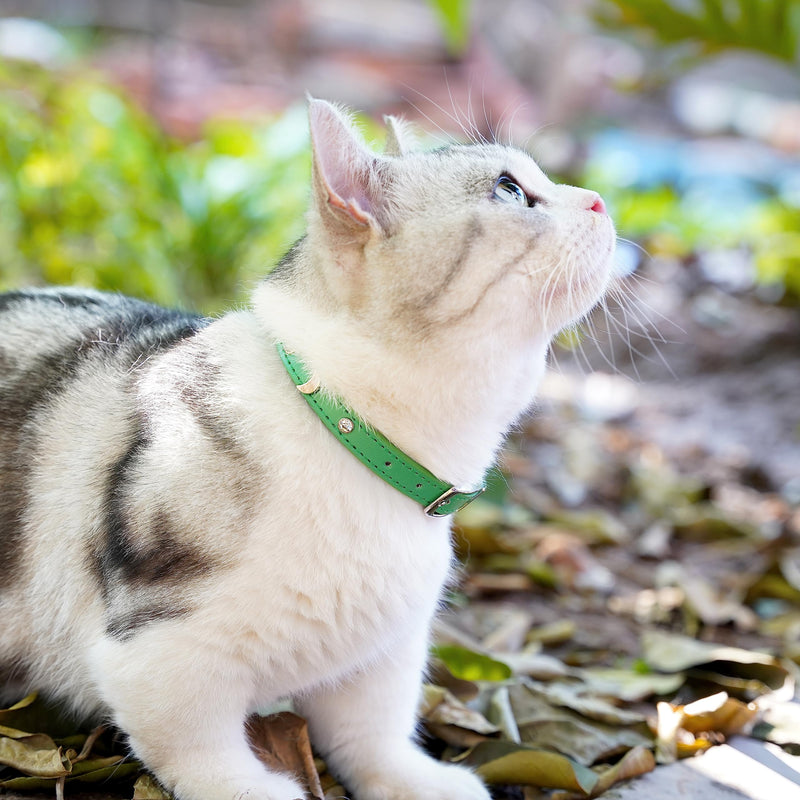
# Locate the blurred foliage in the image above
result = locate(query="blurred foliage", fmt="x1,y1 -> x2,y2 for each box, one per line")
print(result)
596,0 -> 800,65
754,200 -> 800,299
582,149 -> 800,303
0,60 -> 311,314
589,0 -> 800,302
427,0 -> 473,56
0,51 -> 798,308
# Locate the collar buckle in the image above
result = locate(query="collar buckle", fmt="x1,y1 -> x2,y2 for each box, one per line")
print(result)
424,485 -> 485,517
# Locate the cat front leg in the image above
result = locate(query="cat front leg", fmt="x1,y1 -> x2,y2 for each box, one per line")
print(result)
91,635 -> 304,800
296,632 -> 490,800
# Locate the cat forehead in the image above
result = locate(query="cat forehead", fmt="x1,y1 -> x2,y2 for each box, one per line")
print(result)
399,143 -> 550,192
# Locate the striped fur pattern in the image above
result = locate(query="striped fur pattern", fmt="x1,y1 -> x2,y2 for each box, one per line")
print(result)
0,100 -> 615,800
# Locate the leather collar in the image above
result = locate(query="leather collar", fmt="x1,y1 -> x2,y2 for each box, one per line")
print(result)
277,343 -> 485,516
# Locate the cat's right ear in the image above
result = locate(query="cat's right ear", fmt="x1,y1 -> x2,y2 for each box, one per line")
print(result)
308,99 -> 381,241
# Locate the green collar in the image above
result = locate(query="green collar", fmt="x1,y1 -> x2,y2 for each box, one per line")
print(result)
277,343 -> 485,516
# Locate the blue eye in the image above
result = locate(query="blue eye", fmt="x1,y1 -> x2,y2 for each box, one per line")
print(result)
492,176 -> 531,206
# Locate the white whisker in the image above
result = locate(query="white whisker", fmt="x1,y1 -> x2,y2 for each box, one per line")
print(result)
401,83 -> 469,144
400,96 -> 455,147
616,236 -> 651,259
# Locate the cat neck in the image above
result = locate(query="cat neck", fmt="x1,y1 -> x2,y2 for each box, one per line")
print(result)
253,280 -> 548,490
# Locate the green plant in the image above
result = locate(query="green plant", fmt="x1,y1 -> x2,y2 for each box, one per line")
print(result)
595,0 -> 800,65
0,61 -> 311,313
753,200 -> 800,299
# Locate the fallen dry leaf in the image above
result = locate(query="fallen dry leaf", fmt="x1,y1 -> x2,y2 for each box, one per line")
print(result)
680,692 -> 759,736
551,745 -> 656,799
246,712 -> 324,800
458,740 -> 599,793
508,682 -> 653,764
421,685 -> 499,748
131,774 -> 171,799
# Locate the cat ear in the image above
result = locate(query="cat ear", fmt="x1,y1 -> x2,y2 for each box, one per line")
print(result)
383,115 -> 414,157
308,98 -> 380,234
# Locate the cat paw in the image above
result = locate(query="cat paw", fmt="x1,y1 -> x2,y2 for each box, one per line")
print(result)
173,771 -> 304,800
352,757 -> 490,800
233,775 -> 305,800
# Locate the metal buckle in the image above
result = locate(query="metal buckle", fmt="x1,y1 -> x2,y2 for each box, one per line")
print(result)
424,485 -> 485,517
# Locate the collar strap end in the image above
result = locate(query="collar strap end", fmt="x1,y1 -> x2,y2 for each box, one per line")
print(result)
424,485 -> 486,517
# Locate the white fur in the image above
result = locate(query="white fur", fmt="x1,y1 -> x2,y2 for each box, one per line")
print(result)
0,100 -> 615,800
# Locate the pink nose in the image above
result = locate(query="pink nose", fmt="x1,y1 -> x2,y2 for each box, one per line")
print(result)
590,196 -> 607,215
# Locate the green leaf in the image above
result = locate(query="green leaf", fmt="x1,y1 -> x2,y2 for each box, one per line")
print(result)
0,757 -> 140,790
545,509 -> 629,545
460,740 -> 599,792
642,630 -> 784,673
641,630 -> 792,698
68,755 -> 141,782
422,685 -> 499,747
525,680 -> 646,726
432,645 -> 512,681
0,693 -> 83,744
0,775 -> 61,791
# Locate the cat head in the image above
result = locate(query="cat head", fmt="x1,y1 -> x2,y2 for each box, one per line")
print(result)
290,99 -> 614,351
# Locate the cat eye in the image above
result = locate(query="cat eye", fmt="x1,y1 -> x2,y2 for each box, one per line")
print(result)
492,176 -> 535,207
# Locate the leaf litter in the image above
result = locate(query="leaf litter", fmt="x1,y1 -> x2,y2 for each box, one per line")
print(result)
1,357 -> 798,800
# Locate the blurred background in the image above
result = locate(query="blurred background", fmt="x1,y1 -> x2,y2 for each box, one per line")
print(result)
0,0 -> 796,483
0,1 -> 797,305
0,4 -> 799,792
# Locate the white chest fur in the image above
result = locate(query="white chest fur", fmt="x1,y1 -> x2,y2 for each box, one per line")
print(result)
238,490 -> 453,703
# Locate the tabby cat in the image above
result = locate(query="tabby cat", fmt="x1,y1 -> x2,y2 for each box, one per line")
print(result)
0,99 -> 614,800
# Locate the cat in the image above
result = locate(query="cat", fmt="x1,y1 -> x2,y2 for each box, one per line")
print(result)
0,98 -> 615,800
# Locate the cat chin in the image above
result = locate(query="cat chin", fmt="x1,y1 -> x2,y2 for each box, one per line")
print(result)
533,270 -> 612,334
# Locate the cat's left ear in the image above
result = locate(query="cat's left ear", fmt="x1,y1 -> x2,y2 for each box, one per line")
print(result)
308,99 -> 382,236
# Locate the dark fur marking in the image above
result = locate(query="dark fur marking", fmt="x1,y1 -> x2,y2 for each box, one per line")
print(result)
266,237 -> 306,284
439,236 -> 539,328
137,510 -> 213,585
0,289 -> 210,591
97,425 -> 148,590
399,213 -> 488,333
98,444 -> 214,592
0,342 -> 92,588
0,289 -> 106,311
176,349 -> 242,455
105,604 -> 191,642
419,213 -> 484,308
